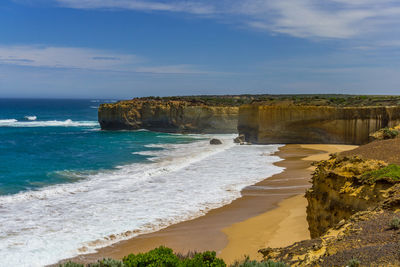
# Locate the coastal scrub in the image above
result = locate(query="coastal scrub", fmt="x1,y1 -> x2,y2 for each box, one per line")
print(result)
360,164 -> 400,184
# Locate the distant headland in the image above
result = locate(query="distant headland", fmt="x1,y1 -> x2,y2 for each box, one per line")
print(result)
98,95 -> 400,145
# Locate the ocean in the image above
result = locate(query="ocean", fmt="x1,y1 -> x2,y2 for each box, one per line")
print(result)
0,99 -> 284,266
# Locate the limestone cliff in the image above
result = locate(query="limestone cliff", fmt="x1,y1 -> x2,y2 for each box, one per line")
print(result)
238,104 -> 400,145
260,153 -> 400,266
306,155 -> 390,238
260,207 -> 400,266
98,99 -> 239,133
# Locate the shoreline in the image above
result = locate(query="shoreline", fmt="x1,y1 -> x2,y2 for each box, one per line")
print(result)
59,144 -> 357,265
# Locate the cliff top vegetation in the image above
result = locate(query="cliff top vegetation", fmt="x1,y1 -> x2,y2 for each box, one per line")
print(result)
59,246 -> 287,267
123,95 -> 400,107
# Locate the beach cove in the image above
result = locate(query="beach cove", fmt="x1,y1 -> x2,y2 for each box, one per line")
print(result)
63,144 -> 357,265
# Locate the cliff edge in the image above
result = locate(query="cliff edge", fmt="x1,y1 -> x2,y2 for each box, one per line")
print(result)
98,99 -> 239,133
238,104 -> 400,145
260,138 -> 400,266
99,96 -> 400,143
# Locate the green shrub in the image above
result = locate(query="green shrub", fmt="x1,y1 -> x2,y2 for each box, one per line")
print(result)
390,217 -> 400,230
59,262 -> 84,267
122,247 -> 226,267
360,164 -> 400,184
347,257 -> 360,267
88,258 -> 125,267
231,257 -> 287,267
175,251 -> 198,260
382,127 -> 399,139
180,251 -> 225,267
123,246 -> 180,267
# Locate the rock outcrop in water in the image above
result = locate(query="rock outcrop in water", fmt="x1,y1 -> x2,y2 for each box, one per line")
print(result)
98,99 -> 239,133
238,104 -> 400,145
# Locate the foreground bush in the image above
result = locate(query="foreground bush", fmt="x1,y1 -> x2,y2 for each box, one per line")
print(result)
59,247 -> 288,267
180,251 -> 225,267
88,258 -> 125,267
122,246 -> 226,267
122,246 -> 180,267
60,258 -> 124,267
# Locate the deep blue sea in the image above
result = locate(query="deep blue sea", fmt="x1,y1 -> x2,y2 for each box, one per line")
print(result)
0,99 -> 199,195
0,99 -> 283,266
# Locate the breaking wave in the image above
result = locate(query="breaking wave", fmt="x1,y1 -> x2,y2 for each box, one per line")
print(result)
0,119 -> 99,127
0,135 -> 283,266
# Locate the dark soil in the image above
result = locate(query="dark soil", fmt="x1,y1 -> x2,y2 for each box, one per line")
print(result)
340,138 -> 400,165
261,210 -> 400,266
320,211 -> 400,267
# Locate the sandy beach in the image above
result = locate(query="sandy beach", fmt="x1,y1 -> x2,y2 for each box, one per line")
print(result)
63,144 -> 357,265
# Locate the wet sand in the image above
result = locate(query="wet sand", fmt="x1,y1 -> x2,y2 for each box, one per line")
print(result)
61,144 -> 356,265
219,144 -> 357,263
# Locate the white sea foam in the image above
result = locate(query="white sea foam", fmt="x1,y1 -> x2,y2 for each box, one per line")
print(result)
0,119 -> 98,127
0,119 -> 18,124
0,135 -> 283,266
24,115 -> 37,121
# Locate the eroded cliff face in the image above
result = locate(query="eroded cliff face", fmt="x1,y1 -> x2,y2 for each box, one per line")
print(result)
238,104 -> 400,145
306,155 -> 390,238
98,100 -> 239,133
260,155 -> 400,266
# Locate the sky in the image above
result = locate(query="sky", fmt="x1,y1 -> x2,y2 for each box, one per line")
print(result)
0,0 -> 400,98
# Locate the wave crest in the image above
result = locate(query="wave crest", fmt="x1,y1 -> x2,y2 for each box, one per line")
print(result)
0,119 -> 98,127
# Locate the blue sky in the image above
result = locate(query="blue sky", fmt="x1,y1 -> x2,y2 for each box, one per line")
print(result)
0,0 -> 400,98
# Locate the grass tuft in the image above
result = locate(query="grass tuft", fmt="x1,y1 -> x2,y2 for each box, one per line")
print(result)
390,217 -> 400,230
347,257 -> 360,267
359,164 -> 400,184
231,256 -> 287,267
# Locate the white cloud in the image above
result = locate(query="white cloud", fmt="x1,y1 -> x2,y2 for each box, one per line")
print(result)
0,45 -> 138,70
55,0 -> 215,15
135,64 -> 211,74
0,45 -> 212,74
235,0 -> 400,39
52,0 -> 400,40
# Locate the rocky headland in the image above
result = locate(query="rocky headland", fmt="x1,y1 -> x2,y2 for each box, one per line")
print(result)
99,95 -> 400,145
237,100 -> 400,145
260,137 -> 400,266
98,98 -> 239,133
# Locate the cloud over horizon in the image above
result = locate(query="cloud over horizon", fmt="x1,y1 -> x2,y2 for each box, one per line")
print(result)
0,45 -> 212,74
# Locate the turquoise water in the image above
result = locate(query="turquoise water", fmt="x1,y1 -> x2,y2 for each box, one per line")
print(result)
0,99 -> 199,195
0,99 -> 284,266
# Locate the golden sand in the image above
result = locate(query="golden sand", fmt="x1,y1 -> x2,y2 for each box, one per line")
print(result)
219,194 -> 308,263
218,144 -> 357,264
300,144 -> 358,161
59,144 -> 357,265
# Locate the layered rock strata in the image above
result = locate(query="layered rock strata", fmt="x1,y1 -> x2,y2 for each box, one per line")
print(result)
306,155 -> 390,238
98,100 -> 239,133
238,104 -> 400,145
260,153 -> 400,266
